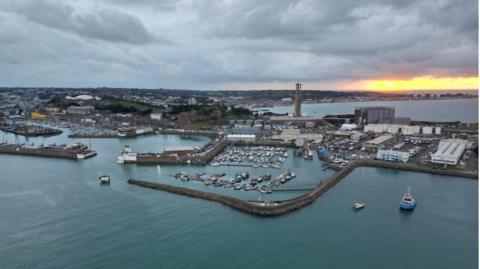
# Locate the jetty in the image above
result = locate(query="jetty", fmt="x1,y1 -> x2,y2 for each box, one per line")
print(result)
128,159 -> 477,217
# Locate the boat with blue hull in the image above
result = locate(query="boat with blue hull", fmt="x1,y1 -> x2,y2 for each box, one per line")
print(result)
400,187 -> 417,210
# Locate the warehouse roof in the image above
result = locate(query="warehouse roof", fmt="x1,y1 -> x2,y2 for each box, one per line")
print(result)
365,135 -> 394,145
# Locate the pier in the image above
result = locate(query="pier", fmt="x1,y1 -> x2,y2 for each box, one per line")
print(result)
128,159 -> 478,217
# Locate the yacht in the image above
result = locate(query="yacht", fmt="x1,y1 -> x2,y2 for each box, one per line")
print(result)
117,145 -> 137,164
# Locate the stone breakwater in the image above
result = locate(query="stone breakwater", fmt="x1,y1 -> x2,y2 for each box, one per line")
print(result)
128,160 -> 478,217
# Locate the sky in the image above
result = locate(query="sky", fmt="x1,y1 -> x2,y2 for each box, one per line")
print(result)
0,0 -> 478,91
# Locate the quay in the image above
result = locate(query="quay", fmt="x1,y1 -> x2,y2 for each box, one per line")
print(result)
0,143 -> 97,160
121,140 -> 228,165
0,125 -> 62,137
128,159 -> 477,216
69,128 -> 218,139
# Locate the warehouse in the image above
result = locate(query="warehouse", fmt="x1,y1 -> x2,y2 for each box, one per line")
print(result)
364,135 -> 394,151
431,139 -> 469,165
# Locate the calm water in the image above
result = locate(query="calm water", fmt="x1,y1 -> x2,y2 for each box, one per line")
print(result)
0,131 -> 477,268
261,98 -> 479,122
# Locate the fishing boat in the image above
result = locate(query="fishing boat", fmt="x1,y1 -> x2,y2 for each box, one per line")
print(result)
400,187 -> 417,210
352,202 -> 365,210
99,175 -> 110,184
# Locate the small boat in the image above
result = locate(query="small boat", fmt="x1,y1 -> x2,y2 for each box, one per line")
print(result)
400,187 -> 417,210
353,202 -> 365,210
99,175 -> 110,184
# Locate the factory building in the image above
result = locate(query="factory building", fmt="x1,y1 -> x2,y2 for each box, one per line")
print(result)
354,106 -> 395,126
376,150 -> 410,163
431,139 -> 469,165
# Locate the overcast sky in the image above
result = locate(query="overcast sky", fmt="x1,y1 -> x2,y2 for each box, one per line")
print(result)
0,0 -> 477,90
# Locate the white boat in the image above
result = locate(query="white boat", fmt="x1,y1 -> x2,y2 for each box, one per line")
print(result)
99,175 -> 110,184
117,145 -> 137,164
353,202 -> 365,210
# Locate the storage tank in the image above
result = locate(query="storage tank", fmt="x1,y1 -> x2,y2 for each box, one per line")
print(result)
435,127 -> 442,135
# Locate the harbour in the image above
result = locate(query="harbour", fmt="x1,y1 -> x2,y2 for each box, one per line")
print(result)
0,132 -> 476,268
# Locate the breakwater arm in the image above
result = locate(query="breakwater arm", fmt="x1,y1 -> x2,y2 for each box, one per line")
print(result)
128,160 -> 477,217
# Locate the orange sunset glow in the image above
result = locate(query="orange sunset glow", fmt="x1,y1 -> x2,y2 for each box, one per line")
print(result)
348,76 -> 479,91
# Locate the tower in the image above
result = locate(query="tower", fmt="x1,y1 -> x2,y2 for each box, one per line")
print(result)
294,83 -> 302,117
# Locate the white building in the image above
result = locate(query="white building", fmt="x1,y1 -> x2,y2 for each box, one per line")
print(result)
376,150 -> 410,163
431,139 -> 469,165
422,126 -> 433,135
364,124 -> 422,135
150,113 -> 163,120
226,134 -> 256,142
340,123 -> 358,131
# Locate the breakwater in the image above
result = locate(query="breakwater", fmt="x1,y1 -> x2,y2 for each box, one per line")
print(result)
0,145 -> 97,160
128,160 -> 478,216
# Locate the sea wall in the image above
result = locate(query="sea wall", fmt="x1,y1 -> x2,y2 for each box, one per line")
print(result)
128,160 -> 478,217
0,146 -> 78,159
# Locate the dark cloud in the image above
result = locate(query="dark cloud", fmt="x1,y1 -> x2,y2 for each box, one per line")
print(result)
0,0 -> 476,89
8,0 -> 160,44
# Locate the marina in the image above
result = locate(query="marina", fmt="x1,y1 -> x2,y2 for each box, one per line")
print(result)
211,145 -> 289,168
168,170 -> 296,194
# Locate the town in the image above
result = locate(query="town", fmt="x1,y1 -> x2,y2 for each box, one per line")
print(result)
0,86 -> 477,179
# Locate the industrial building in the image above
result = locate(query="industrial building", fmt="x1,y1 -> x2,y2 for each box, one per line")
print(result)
354,106 -> 395,126
431,139 -> 469,165
376,150 -> 410,163
364,135 -> 394,151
